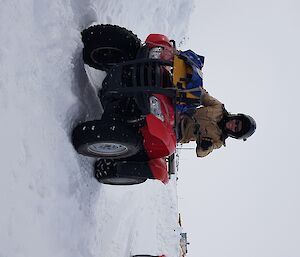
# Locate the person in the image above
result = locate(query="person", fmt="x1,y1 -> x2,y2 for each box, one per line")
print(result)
178,87 -> 256,157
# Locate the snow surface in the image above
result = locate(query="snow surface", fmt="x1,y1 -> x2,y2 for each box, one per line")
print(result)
0,1 -> 194,257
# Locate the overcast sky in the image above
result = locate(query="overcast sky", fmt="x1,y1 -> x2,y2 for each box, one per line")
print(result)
178,0 -> 300,257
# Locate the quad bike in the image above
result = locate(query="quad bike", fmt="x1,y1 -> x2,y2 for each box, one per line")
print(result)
72,24 -> 204,185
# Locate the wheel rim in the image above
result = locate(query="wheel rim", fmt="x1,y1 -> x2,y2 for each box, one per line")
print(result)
91,47 -> 127,65
87,142 -> 128,157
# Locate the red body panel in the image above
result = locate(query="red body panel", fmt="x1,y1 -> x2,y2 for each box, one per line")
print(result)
145,34 -> 172,48
140,94 -> 176,160
139,93 -> 176,183
148,159 -> 169,184
145,34 -> 174,61
138,35 -> 177,183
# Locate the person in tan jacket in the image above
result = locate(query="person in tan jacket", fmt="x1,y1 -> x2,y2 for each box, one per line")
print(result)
178,88 -> 256,157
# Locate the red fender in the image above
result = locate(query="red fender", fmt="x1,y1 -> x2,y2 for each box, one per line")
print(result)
140,94 -> 176,160
145,34 -> 174,61
148,158 -> 169,184
145,34 -> 173,48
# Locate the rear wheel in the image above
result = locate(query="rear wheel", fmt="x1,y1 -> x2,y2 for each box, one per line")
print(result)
82,24 -> 141,71
94,159 -> 147,185
72,119 -> 141,158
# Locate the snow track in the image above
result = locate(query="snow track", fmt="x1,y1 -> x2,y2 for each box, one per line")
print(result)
0,1 -> 194,257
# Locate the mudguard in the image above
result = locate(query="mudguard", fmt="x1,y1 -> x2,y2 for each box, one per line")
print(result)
145,34 -> 174,61
145,34 -> 173,48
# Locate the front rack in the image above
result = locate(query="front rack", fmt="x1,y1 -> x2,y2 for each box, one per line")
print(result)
100,58 -> 176,97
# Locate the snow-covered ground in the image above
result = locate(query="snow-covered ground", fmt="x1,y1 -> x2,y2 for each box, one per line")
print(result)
0,1 -> 194,257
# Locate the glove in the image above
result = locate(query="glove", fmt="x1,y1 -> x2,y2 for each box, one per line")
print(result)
200,140 -> 213,150
197,137 -> 213,151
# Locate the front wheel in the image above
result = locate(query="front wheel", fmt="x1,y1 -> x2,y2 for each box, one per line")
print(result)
72,119 -> 142,159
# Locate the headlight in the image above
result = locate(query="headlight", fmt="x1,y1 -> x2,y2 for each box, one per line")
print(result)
149,47 -> 163,59
149,96 -> 164,122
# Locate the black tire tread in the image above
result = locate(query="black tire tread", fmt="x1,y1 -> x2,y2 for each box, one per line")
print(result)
72,119 -> 141,159
82,24 -> 141,70
94,159 -> 146,185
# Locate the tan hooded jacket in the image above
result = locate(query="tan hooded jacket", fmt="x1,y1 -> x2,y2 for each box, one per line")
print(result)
179,88 -> 227,157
